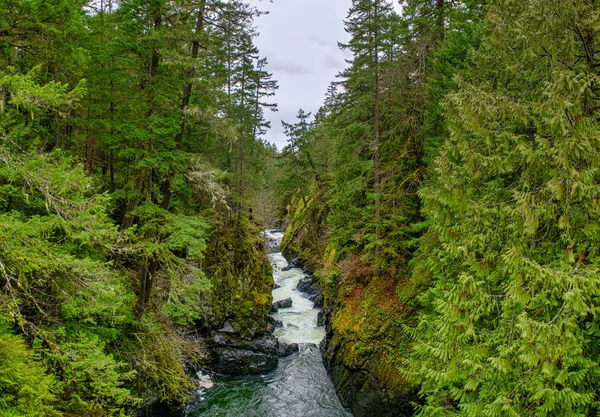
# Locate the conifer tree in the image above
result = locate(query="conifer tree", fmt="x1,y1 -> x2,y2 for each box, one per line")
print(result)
329,0 -> 399,260
280,109 -> 314,207
411,1 -> 600,415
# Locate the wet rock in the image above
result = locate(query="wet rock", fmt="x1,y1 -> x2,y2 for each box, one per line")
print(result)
282,257 -> 303,271
209,333 -> 279,375
219,320 -> 235,333
268,316 -> 284,328
313,294 -> 324,309
278,297 -> 293,308
296,274 -> 323,307
272,298 -> 292,310
278,342 -> 299,357
273,283 -> 281,290
296,276 -> 316,295
317,310 -> 325,327
139,399 -> 182,417
211,348 -> 277,375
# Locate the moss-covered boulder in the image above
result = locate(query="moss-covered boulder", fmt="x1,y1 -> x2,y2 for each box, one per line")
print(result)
201,216 -> 274,337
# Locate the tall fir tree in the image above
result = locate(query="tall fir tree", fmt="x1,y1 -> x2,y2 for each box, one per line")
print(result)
329,0 -> 399,261
0,1 -> 279,414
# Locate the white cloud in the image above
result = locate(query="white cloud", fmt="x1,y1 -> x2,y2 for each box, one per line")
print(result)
251,0 -> 354,149
268,58 -> 314,76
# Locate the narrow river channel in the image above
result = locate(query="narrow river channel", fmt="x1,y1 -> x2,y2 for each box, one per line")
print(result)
187,230 -> 352,417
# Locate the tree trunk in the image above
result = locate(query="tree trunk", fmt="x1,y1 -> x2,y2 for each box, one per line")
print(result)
136,257 -> 159,320
436,0 -> 445,42
122,6 -> 161,230
175,0 -> 207,149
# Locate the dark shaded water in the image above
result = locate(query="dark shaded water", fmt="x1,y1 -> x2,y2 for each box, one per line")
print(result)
188,230 -> 352,417
189,345 -> 352,417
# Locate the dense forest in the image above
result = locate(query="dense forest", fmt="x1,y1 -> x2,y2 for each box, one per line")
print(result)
278,0 -> 600,416
2,0 -> 600,416
0,0 -> 279,415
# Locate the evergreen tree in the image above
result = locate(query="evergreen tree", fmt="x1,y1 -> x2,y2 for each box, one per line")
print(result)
411,1 -> 600,415
280,109 -> 315,207
329,0 -> 399,260
0,0 -> 278,414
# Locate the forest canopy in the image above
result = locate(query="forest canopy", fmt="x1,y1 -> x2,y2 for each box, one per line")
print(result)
3,0 -> 600,416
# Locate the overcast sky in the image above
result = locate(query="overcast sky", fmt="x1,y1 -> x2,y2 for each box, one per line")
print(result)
249,0 -> 402,150
248,0 -> 353,150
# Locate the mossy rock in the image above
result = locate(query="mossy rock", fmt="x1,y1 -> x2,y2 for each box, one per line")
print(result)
201,215 -> 273,337
281,188 -> 328,272
320,273 -> 420,417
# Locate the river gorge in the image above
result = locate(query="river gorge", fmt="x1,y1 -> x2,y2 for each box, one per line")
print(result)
187,230 -> 352,417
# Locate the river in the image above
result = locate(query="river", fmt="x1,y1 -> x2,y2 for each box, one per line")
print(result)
186,230 -> 352,417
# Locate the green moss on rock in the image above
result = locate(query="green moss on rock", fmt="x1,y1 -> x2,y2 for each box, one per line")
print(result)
202,216 -> 273,337
281,187 -> 420,417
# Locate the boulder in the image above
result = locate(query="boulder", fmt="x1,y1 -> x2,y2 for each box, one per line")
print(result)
211,348 -> 276,375
268,316 -> 284,328
313,294 -> 324,309
209,333 -> 279,375
296,274 -> 323,306
296,276 -> 316,295
278,342 -> 299,357
278,297 -> 293,308
282,257 -> 303,271
272,298 -> 292,310
317,310 -> 325,327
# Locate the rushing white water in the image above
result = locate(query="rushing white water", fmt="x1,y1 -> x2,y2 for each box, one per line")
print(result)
188,230 -> 352,417
267,231 -> 325,346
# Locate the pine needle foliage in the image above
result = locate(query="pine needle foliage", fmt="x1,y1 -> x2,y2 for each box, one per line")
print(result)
0,0 -> 279,415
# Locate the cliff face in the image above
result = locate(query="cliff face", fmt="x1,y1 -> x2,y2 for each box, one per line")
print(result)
202,216 -> 274,337
281,193 -> 419,417
199,216 -> 287,377
320,268 -> 418,417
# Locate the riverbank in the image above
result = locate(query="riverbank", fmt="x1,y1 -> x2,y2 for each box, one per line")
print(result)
187,230 -> 351,417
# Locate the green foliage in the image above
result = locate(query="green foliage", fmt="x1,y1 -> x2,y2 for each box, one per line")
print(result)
0,322 -> 59,417
327,0 -> 401,261
0,1 -> 279,416
410,1 -> 600,415
42,331 -> 137,415
164,215 -> 210,262
118,316 -> 200,408
0,149 -> 141,415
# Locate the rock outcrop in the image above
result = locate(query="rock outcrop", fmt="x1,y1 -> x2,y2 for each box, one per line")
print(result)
271,297 -> 293,311
208,332 -> 298,375
319,277 -> 419,417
